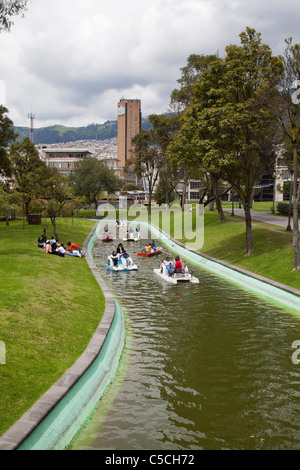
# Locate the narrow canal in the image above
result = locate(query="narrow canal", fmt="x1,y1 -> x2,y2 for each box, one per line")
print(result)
71,237 -> 300,450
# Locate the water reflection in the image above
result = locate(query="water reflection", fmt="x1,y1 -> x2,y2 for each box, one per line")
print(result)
70,238 -> 300,450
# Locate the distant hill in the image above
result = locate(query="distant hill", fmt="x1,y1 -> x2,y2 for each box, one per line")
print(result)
14,117 -> 153,145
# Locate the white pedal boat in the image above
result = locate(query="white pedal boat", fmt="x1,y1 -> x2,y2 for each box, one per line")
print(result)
106,255 -> 138,271
154,265 -> 199,284
123,233 -> 141,242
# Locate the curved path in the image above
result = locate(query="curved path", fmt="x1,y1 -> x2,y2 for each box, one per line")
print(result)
224,208 -> 294,229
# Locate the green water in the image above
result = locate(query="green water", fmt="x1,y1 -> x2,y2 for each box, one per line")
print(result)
71,239 -> 300,450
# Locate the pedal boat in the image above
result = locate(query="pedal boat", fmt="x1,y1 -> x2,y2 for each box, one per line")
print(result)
123,232 -> 141,242
102,237 -> 113,243
105,255 -> 138,271
137,248 -> 162,257
154,265 -> 199,284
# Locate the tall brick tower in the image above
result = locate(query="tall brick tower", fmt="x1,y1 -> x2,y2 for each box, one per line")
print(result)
117,98 -> 142,184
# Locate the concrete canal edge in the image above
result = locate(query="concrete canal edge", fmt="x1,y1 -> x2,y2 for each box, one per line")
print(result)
0,223 -> 126,451
145,221 -> 300,315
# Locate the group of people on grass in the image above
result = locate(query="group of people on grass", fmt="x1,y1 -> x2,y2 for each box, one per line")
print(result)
38,234 -> 84,258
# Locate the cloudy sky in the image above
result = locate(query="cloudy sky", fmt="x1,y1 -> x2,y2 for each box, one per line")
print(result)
0,0 -> 299,129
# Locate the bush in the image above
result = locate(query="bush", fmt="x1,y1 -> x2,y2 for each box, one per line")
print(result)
277,202 -> 299,216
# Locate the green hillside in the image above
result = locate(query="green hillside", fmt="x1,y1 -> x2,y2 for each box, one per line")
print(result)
14,121 -> 118,144
14,117 -> 152,145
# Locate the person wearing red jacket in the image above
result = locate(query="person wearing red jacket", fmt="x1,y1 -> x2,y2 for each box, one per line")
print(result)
174,255 -> 182,273
67,241 -> 85,257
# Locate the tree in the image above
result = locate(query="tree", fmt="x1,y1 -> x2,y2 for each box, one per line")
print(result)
38,166 -> 70,239
169,28 -> 283,255
170,53 -> 227,212
147,114 -> 182,207
268,38 -> 300,270
125,129 -> 165,216
0,105 -> 17,176
153,180 -> 175,206
9,137 -> 46,220
0,0 -> 27,32
0,183 -> 21,224
170,53 -> 219,112
70,158 -> 122,210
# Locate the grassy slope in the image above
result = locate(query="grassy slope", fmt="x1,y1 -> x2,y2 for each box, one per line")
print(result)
0,218 -> 105,436
200,211 -> 299,289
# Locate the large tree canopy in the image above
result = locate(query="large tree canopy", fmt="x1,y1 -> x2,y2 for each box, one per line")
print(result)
169,28 -> 283,255
267,38 -> 300,270
0,105 -> 17,176
126,128 -> 166,215
9,137 -> 46,219
0,0 -> 27,32
70,158 -> 122,210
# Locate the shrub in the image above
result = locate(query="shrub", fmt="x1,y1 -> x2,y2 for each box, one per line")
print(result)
277,202 -> 299,216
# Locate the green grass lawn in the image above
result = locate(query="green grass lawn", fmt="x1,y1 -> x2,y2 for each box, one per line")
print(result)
200,211 -> 299,289
221,200 -> 277,212
0,218 -> 105,436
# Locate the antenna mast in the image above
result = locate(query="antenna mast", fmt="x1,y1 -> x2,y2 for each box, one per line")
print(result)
28,113 -> 35,143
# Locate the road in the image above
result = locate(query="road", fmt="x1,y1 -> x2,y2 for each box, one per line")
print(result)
224,208 -> 294,229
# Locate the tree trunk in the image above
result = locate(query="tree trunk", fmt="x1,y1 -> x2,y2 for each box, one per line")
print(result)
292,146 -> 300,270
181,168 -> 187,211
51,216 -> 57,239
25,201 -> 30,222
208,200 -> 214,211
243,201 -> 254,255
148,179 -> 152,218
213,177 -> 226,222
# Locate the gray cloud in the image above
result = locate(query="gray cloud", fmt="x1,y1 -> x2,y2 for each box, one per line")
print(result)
0,0 -> 299,128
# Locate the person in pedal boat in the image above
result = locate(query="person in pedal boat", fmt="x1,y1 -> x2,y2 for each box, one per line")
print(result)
173,255 -> 182,273
161,257 -> 173,276
111,250 -> 119,267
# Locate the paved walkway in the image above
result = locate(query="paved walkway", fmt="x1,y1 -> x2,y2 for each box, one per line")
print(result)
224,208 -> 294,229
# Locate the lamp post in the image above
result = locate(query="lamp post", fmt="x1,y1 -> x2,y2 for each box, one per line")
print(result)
287,170 -> 293,232
231,189 -> 235,216
5,180 -> 10,226
271,173 -> 276,214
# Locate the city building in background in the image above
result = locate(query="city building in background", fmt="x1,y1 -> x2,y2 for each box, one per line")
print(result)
117,98 -> 142,185
41,147 -> 92,176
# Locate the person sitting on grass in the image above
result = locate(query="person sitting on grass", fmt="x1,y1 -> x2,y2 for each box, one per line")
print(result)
57,243 -> 82,257
44,240 -> 52,254
38,234 -> 47,248
67,241 -> 84,257
50,243 -> 64,257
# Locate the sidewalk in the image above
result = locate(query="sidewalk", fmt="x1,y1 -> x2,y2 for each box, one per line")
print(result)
224,208 -> 294,229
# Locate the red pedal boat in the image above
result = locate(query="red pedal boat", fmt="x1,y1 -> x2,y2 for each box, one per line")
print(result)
137,249 -> 162,257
